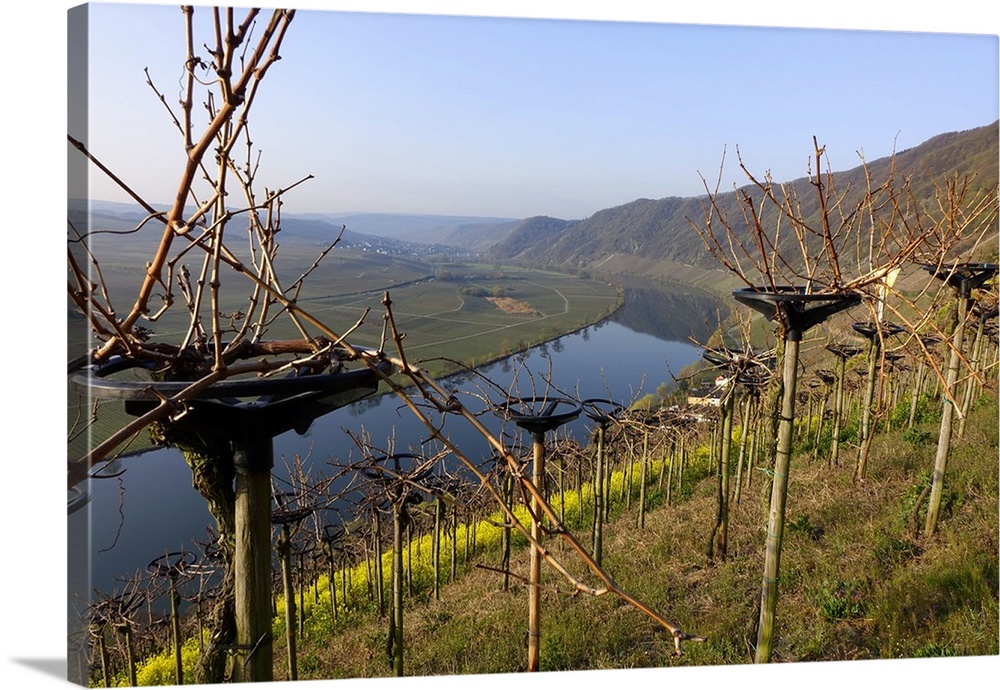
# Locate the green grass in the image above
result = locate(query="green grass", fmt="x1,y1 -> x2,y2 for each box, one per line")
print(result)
90,392 -> 997,685
312,263 -> 621,374
288,395 -> 997,677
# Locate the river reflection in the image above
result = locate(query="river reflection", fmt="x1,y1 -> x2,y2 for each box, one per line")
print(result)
83,285 -> 714,595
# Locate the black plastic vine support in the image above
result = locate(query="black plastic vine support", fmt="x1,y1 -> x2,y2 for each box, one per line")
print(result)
921,262 -> 999,298
733,286 -> 862,342
70,347 -> 391,684
732,285 -> 860,664
825,343 -> 863,360
581,398 -> 624,428
492,394 -> 582,672
852,320 -> 907,341
497,396 -> 583,436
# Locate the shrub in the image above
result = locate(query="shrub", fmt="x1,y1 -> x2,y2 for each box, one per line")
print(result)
540,634 -> 570,671
902,392 -> 939,426
901,427 -> 932,446
788,514 -> 824,541
810,579 -> 868,621
899,468 -> 964,528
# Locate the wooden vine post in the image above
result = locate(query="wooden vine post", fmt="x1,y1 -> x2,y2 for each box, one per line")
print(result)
732,394 -> 750,504
824,344 -> 862,467
637,420 -> 651,529
232,434 -> 274,683
495,396 -> 582,672
581,399 -> 624,569
321,525 -> 345,625
432,494 -> 443,601
921,262 -> 998,536
851,320 -> 907,481
713,385 -> 735,561
363,452 -> 434,678
116,619 -> 138,687
957,301 -> 997,437
881,352 -> 906,433
701,349 -> 747,562
734,360 -> 770,502
498,464 -> 515,591
88,585 -> 145,689
372,502 -> 386,615
808,372 -> 833,459
734,287 -> 860,664
391,497 -> 408,676
146,551 -> 195,685
528,430 -> 546,671
272,494 -> 317,682
89,614 -> 111,688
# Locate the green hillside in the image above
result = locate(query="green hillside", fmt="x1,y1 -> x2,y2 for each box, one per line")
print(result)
488,122 -> 1000,275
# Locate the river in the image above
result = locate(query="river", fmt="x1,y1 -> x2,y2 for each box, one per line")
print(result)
73,281 -> 721,598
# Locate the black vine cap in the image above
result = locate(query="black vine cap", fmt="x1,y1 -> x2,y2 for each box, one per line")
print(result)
920,262 -> 998,296
733,286 -> 862,341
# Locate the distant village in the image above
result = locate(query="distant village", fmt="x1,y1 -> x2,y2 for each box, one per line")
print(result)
685,374 -> 730,409
338,233 -> 474,260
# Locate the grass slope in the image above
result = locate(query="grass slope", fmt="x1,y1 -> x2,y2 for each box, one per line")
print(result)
116,391 -> 997,686
265,397 -> 998,681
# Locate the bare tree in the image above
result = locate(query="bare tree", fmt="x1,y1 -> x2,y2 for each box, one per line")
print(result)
69,8 -> 712,684
689,138 -> 996,664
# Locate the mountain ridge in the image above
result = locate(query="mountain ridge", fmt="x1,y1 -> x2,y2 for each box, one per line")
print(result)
74,121 -> 998,276
487,121 -> 1000,277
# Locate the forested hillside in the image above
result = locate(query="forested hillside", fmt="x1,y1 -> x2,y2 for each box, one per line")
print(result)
487,122 -> 1000,276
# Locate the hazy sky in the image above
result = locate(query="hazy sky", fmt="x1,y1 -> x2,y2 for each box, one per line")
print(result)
76,2 -> 998,220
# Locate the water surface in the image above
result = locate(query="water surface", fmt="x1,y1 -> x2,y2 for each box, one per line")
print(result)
79,288 -> 712,596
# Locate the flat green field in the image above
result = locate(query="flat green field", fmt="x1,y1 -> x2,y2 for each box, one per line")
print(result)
69,242 -> 621,371
68,246 -> 621,460
67,239 -> 437,357
305,264 -> 621,372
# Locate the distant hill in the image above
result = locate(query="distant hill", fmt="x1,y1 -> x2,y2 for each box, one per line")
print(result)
73,122 -> 998,281
487,121 -> 1000,280
68,201 -> 473,258
277,216 -> 456,257
439,219 -> 522,252
299,212 -> 518,246
483,216 -> 576,257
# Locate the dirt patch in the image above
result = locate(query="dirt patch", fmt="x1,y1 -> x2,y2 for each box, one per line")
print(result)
486,296 -> 537,315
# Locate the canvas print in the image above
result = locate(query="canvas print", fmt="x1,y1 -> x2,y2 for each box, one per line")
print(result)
66,3 -> 998,687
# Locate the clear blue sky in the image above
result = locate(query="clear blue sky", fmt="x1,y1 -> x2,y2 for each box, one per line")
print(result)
77,1 -> 998,220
